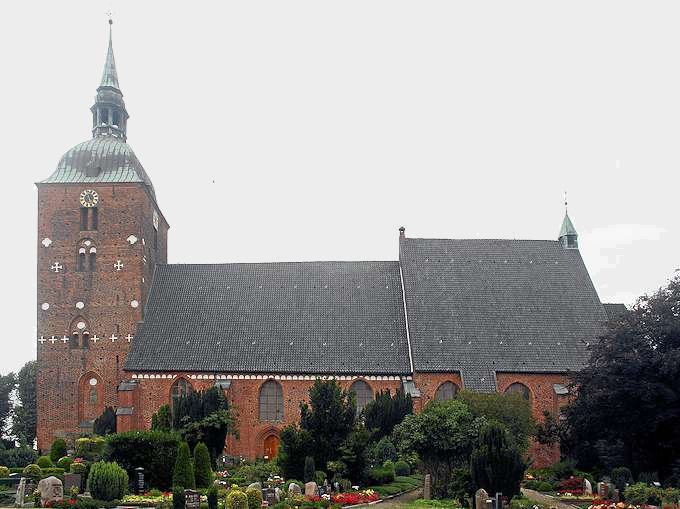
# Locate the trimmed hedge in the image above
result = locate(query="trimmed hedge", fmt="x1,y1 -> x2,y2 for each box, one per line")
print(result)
105,430 -> 181,490
38,456 -> 54,468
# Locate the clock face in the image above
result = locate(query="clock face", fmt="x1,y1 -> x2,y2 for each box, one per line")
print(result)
79,189 -> 99,208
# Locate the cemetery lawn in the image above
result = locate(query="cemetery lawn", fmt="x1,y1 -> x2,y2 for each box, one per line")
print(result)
366,475 -> 423,497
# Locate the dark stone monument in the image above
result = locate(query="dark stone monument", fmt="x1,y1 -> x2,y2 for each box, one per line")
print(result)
423,474 -> 432,500
185,490 -> 200,509
262,487 -> 278,506
135,468 -> 145,495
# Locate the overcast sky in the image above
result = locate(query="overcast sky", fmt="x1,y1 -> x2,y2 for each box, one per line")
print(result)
1,1 -> 678,375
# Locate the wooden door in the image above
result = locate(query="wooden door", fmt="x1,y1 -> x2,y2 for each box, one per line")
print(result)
263,435 -> 280,460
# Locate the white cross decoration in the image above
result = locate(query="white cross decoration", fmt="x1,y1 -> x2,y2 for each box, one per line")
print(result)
51,262 -> 63,273
126,334 -> 134,342
114,260 -> 124,271
142,256 -> 147,264
110,334 -> 118,342
91,335 -> 99,343
42,238 -> 52,247
61,336 -> 69,344
38,336 -> 46,344
49,336 -> 57,344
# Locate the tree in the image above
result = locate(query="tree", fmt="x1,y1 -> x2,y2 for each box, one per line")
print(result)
151,405 -> 172,431
456,391 -> 535,452
171,387 -> 236,467
303,456 -> 315,483
392,400 -> 485,498
299,379 -> 356,471
470,421 -> 526,498
12,361 -> 36,446
193,442 -> 212,488
363,389 -> 413,441
94,406 -> 117,435
563,276 -> 680,481
173,441 -> 195,489
0,373 -> 15,438
277,425 -> 313,481
50,438 -> 68,463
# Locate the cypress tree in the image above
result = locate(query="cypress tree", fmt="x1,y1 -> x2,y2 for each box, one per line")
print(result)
303,456 -> 315,483
470,422 -> 525,497
172,441 -> 195,489
193,442 -> 212,488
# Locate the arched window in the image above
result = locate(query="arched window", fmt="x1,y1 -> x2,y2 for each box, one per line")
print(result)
434,381 -> 459,401
171,378 -> 193,410
88,247 -> 97,271
76,240 -> 97,272
259,380 -> 283,422
78,372 -> 102,425
350,380 -> 373,412
69,317 -> 90,350
504,382 -> 531,401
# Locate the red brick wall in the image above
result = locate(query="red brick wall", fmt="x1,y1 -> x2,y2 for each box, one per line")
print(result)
36,182 -> 168,450
127,375 -> 402,459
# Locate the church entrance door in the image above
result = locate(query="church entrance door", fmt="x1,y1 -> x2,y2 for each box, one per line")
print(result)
263,435 -> 279,460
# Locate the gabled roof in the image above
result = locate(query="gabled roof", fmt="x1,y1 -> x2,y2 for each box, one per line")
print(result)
603,303 -> 628,320
125,262 -> 411,375
399,238 -> 607,391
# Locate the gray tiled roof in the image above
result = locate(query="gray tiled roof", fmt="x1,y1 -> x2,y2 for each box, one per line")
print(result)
399,238 -> 607,391
125,262 -> 410,375
41,137 -> 155,198
603,303 -> 628,320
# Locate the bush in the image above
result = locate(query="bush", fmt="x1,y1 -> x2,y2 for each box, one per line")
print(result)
0,466 -> 9,478
369,465 -> 395,485
245,487 -> 262,509
0,447 -> 37,468
70,461 -> 87,475
173,442 -> 195,490
470,422 -> 526,498
373,438 -> 398,464
207,485 -> 219,509
173,486 -> 185,509
611,467 -> 633,493
75,437 -> 106,462
236,462 -> 281,484
105,430 -> 181,490
50,439 -> 68,463
448,468 -> 473,505
194,442 -> 212,489
550,460 -> 576,480
87,461 -> 129,501
23,464 -> 42,480
57,456 -> 73,471
525,480 -> 555,492
314,470 -> 326,486
394,460 -> 410,476
226,489 -> 249,509
625,483 -> 657,505
37,456 -> 53,468
304,456 -> 315,483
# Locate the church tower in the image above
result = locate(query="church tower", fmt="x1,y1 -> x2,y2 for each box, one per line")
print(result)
36,21 -> 168,449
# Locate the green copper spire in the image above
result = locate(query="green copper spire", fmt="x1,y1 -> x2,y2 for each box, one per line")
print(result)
559,212 -> 577,238
558,193 -> 579,248
100,19 -> 120,90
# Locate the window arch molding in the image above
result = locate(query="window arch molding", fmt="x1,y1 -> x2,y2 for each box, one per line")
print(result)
434,381 -> 459,401
503,382 -> 532,401
259,379 -> 284,422
350,379 -> 374,413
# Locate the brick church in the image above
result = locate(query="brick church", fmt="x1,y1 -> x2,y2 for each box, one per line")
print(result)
36,24 -> 624,466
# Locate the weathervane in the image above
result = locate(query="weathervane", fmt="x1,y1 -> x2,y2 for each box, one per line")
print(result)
564,191 -> 568,213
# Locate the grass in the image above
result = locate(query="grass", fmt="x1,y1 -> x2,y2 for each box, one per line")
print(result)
403,499 -> 462,509
366,475 -> 423,497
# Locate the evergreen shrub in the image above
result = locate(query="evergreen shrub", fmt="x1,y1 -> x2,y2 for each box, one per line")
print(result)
226,489 -> 248,509
194,442 -> 212,489
172,486 -> 185,509
50,439 -> 68,463
394,460 -> 410,476
37,456 -> 53,468
70,461 -> 87,475
87,461 -> 128,501
245,487 -> 262,509
471,422 -> 526,498
173,442 -> 195,489
23,464 -> 42,481
75,437 -> 106,462
303,456 -> 315,483
57,457 -> 73,471
0,447 -> 37,468
207,485 -> 218,509
0,466 -> 9,478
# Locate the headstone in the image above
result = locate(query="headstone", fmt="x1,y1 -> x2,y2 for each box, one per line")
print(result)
423,474 -> 432,500
597,482 -> 609,499
135,467 -> 145,495
14,477 -> 26,508
288,483 -> 301,495
304,481 -> 318,497
37,476 -> 64,507
611,488 -> 619,503
185,489 -> 201,509
263,488 -> 278,506
584,479 -> 593,496
248,482 -> 262,492
495,492 -> 503,509
475,489 -> 490,509
275,487 -> 283,502
63,474 -> 81,494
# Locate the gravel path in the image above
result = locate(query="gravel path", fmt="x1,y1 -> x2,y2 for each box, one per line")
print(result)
522,489 -> 579,509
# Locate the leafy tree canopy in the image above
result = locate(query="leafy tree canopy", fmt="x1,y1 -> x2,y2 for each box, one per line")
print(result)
0,373 -> 15,438
563,275 -> 680,481
12,361 -> 36,446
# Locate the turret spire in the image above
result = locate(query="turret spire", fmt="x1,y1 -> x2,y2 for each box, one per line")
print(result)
91,18 -> 129,141
558,192 -> 578,249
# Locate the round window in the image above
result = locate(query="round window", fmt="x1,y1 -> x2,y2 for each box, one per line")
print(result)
77,321 -> 86,330
89,378 -> 98,386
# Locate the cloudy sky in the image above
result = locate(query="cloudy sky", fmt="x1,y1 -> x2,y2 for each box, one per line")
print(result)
1,1 -> 678,375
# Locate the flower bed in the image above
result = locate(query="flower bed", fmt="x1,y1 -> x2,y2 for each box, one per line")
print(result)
557,477 -> 584,496
588,499 -> 658,509
308,490 -> 379,506
121,493 -> 172,507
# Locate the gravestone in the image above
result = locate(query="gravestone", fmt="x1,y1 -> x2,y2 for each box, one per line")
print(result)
185,489 -> 200,509
263,488 -> 278,506
304,481 -> 318,497
14,477 -> 26,508
275,487 -> 283,502
37,476 -> 63,507
288,483 -> 301,495
597,482 -> 609,499
475,489 -> 491,509
63,474 -> 81,494
423,474 -> 432,500
584,479 -> 593,496
135,467 -> 145,495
